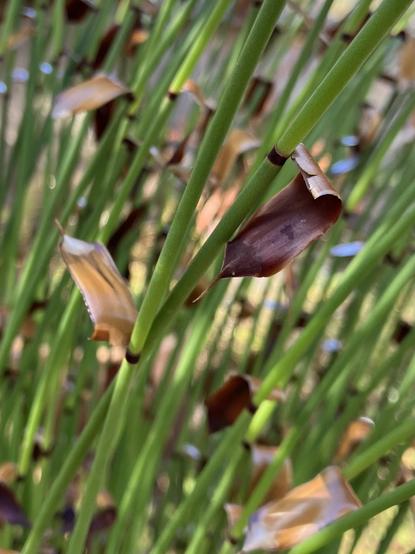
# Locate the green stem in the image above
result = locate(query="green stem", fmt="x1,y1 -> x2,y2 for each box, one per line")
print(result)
343,419 -> 415,481
144,0 -> 412,364
129,0 -> 286,355
276,0 -> 413,156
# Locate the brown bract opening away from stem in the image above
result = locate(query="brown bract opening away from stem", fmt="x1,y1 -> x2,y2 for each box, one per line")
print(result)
56,222 -> 137,347
219,143 -> 342,279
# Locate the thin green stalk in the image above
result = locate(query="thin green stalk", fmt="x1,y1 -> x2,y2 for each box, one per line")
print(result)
185,454 -> 241,554
0,117 -> 89,373
344,419 -> 415,481
254,203 -> 415,406
129,0 -> 286,356
347,90 -> 415,209
0,0 -> 23,55
144,0 -> 412,364
376,501 -> 409,554
108,284 -> 226,552
21,382 -> 114,554
67,1 -> 279,550
277,0 -> 413,156
257,0 -> 336,160
152,416 -> 249,554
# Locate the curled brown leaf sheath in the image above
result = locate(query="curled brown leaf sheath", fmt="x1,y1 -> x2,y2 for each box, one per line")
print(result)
219,143 -> 342,279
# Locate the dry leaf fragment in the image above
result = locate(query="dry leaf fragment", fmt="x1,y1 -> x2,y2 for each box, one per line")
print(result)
218,144 -> 342,280
212,129 -> 260,185
88,506 -> 117,539
0,463 -> 18,485
185,278 -> 212,307
335,417 -> 374,462
241,466 -> 360,552
0,306 -> 36,339
93,99 -> 116,140
127,28 -> 149,54
196,183 -> 240,237
358,103 -> 381,148
0,483 -> 30,527
65,0 -> 97,22
399,35 -> 415,82
92,23 -> 149,69
250,445 -> 293,503
52,74 -> 130,119
58,230 -> 137,346
244,76 -> 273,117
205,374 -> 285,433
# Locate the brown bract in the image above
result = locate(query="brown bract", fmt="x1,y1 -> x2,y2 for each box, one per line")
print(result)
335,417 -> 374,462
205,374 -> 285,433
250,445 -> 293,503
219,143 -> 342,279
240,466 -> 361,552
358,103 -> 381,148
65,0 -> 97,22
59,232 -> 137,347
52,74 -> 130,119
92,24 -> 149,69
212,129 -> 259,185
0,463 -> 18,485
399,35 -> 415,82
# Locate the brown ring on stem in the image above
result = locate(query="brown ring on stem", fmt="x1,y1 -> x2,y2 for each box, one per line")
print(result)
167,90 -> 179,101
125,349 -> 140,365
267,146 -> 288,166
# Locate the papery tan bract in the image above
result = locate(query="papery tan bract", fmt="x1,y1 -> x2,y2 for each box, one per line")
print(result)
196,183 -> 240,237
250,445 -> 293,503
52,74 -> 129,119
0,463 -> 18,485
335,417 -> 374,462
241,466 -> 361,552
399,35 -> 415,82
205,374 -> 285,433
219,144 -> 342,280
212,129 -> 259,185
92,23 -> 149,70
59,233 -> 137,347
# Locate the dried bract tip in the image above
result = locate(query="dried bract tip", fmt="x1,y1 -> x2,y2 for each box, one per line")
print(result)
52,74 -> 129,119
59,233 -> 137,346
335,417 -> 374,462
250,444 -> 293,503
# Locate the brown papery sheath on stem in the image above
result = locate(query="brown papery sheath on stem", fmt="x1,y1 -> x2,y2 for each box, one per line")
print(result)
219,143 -> 342,280
58,226 -> 137,347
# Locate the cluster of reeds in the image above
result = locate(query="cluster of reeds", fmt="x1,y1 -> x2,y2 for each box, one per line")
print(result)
1,0 -> 415,552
